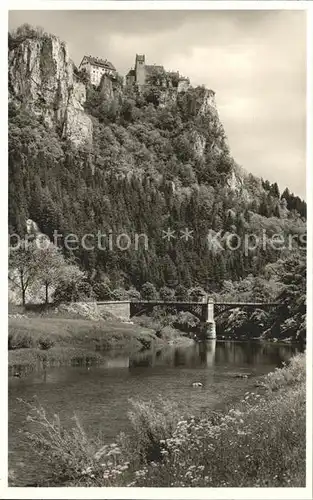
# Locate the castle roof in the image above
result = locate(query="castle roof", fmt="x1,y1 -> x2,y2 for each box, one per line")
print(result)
145,64 -> 165,74
80,55 -> 116,71
126,69 -> 136,77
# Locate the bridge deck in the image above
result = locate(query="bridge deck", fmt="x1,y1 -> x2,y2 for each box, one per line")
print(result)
125,300 -> 279,306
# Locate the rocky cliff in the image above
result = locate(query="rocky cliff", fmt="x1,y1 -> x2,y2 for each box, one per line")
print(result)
9,31 -> 92,146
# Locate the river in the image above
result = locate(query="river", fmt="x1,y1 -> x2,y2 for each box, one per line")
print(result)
9,340 -> 300,486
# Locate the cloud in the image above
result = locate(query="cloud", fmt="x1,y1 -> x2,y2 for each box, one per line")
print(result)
8,9 -> 306,198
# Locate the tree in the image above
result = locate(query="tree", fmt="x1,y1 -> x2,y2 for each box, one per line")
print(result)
52,264 -> 87,303
111,288 -> 129,301
189,286 -> 207,302
93,282 -> 112,301
159,286 -> 175,301
126,287 -> 141,301
270,182 -> 280,198
263,255 -> 306,340
175,284 -> 189,301
9,239 -> 41,305
141,282 -> 158,300
36,243 -> 70,304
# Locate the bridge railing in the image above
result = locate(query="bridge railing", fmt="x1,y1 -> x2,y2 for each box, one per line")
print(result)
97,299 -> 280,306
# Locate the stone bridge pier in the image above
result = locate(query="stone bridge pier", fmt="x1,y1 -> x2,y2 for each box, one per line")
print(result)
203,296 -> 216,339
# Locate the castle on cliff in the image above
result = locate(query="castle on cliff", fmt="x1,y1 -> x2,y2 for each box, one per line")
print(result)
126,54 -> 165,87
79,52 -> 190,91
125,54 -> 190,91
79,55 -> 117,86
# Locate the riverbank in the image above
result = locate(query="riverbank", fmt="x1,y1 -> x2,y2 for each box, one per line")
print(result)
13,352 -> 305,487
9,313 -> 193,377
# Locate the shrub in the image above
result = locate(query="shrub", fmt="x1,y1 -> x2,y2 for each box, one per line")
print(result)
111,288 -> 129,301
21,400 -> 131,486
38,335 -> 55,350
188,286 -> 206,301
262,352 -> 306,391
8,331 -> 34,350
125,398 -> 180,463
92,282 -> 112,301
159,287 -> 175,301
175,284 -> 189,301
126,287 -> 141,301
174,311 -> 199,332
141,282 -> 158,301
54,278 -> 92,304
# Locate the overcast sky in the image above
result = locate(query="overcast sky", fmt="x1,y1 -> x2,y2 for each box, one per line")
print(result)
9,10 -> 306,198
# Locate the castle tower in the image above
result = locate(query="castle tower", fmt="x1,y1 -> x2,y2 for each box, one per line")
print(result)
135,54 -> 146,86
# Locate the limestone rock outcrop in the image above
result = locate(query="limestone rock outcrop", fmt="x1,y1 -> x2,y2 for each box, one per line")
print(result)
9,33 -> 92,146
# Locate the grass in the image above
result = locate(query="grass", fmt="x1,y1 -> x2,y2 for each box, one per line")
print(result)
8,316 -> 164,377
13,352 -> 306,487
9,307 -> 193,377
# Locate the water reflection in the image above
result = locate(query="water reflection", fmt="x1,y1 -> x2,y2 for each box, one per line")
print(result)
127,340 -> 298,370
9,341 -> 300,387
9,339 -> 300,486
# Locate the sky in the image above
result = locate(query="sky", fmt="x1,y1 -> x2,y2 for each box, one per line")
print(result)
9,10 -> 307,198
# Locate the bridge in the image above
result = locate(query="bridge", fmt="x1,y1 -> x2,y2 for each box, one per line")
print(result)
96,297 -> 279,339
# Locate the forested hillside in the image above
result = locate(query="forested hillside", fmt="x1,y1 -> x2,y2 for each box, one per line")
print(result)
8,25 -> 306,340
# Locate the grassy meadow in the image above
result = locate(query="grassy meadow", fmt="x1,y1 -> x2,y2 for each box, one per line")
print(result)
8,315 -> 160,377
8,305 -> 193,377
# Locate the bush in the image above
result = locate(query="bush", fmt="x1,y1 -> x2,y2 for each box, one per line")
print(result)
262,352 -> 305,391
8,331 -> 34,350
38,335 -> 55,350
92,282 -> 112,301
173,311 -> 200,333
123,398 -> 180,463
21,400 -> 131,486
188,287 -> 206,301
54,279 -> 93,303
111,288 -> 129,301
141,282 -> 158,301
175,284 -> 189,301
126,287 -> 141,301
159,287 -> 175,301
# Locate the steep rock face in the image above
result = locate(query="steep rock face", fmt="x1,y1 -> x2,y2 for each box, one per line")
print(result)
9,33 -> 92,146
63,81 -> 93,146
158,88 -> 178,108
99,74 -> 114,100
198,88 -> 218,116
98,74 -> 123,103
191,131 -> 206,159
